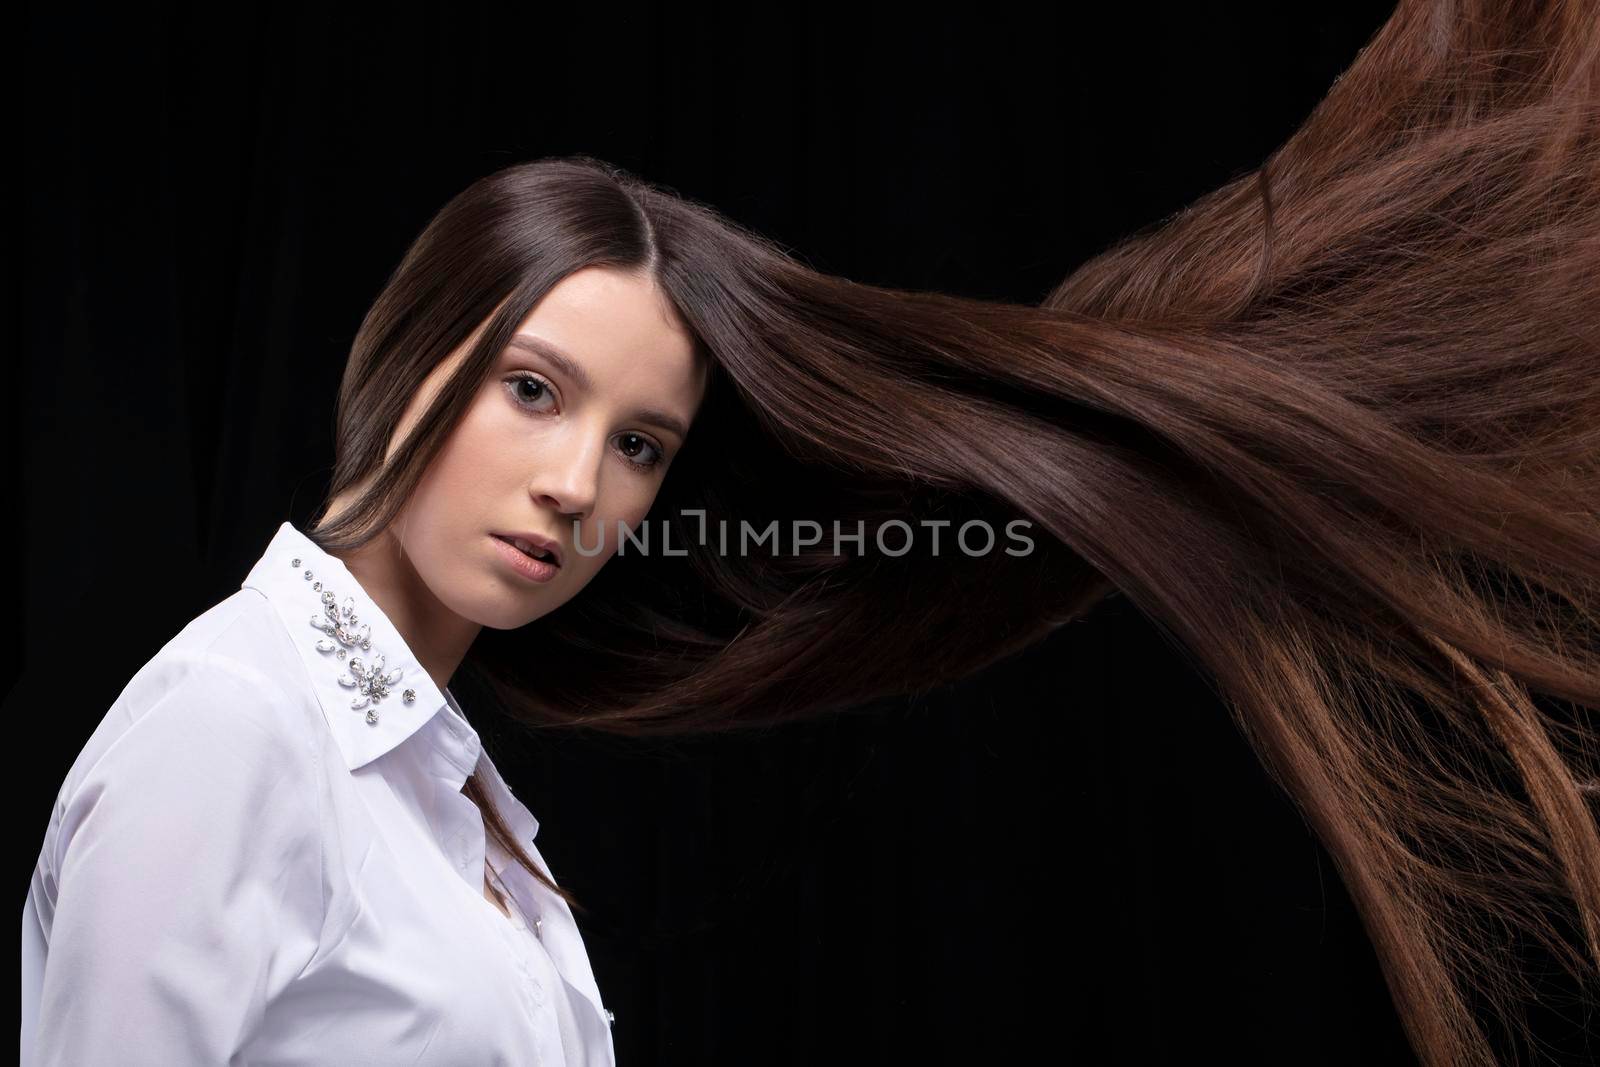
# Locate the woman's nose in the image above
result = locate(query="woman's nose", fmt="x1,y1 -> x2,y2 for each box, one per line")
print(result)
527,432 -> 602,519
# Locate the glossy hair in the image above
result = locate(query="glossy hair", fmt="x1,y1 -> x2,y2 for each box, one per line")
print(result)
308,1 -> 1598,1062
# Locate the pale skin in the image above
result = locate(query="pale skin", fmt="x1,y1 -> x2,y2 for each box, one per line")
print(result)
314,265 -> 709,915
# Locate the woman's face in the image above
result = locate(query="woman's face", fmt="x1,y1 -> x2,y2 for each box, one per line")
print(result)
387,265 -> 708,631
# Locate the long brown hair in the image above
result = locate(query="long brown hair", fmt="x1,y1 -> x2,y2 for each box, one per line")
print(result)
307,2 -> 1598,1062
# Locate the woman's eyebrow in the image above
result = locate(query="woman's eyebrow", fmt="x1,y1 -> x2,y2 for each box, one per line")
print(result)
507,333 -> 690,439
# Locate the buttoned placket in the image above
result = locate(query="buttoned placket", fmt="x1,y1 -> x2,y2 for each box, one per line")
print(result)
476,803 -> 617,1038
485,862 -> 549,1017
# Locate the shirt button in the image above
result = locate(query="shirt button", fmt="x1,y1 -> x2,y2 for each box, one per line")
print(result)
604,1008 -> 615,1028
532,916 -> 543,940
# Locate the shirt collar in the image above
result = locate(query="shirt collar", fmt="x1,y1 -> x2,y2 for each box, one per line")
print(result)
242,520 -> 471,775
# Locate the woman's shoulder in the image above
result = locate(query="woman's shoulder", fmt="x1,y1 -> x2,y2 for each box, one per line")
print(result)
55,587 -> 325,811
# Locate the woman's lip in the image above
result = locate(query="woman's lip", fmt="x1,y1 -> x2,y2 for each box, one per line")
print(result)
492,530 -> 563,568
491,534 -> 559,583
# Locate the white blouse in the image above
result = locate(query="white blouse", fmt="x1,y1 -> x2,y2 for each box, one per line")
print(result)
21,520 -> 617,1066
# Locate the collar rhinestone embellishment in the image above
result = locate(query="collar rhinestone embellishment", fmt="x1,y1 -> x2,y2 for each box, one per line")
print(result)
292,555 -> 403,726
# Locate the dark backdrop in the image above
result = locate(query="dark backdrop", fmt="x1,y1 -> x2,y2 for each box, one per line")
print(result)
16,3 -> 1426,1063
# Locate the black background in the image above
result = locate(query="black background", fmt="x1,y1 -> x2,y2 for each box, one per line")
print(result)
15,3 -> 1429,1063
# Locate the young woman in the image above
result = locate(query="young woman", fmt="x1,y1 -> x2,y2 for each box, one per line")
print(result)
22,2 -> 1599,1064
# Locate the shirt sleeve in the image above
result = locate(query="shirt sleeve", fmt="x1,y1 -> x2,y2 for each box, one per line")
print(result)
28,651 -> 327,1066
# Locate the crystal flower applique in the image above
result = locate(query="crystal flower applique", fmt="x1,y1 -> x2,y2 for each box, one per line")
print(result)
291,554 -> 413,725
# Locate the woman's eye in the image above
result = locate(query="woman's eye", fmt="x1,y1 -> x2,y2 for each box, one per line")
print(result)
616,432 -> 665,471
505,373 -> 555,412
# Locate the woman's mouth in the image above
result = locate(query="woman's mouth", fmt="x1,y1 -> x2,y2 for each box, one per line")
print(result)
491,534 -> 560,583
